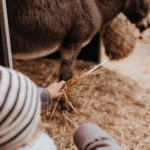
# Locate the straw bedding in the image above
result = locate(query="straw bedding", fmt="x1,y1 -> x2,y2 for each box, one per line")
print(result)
14,58 -> 150,150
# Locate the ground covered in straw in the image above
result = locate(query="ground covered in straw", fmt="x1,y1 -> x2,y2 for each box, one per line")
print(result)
14,58 -> 150,150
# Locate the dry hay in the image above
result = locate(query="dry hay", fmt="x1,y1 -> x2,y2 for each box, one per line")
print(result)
14,58 -> 150,150
49,63 -> 105,120
102,13 -> 136,60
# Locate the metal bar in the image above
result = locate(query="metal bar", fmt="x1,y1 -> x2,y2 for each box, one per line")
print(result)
0,0 -> 13,68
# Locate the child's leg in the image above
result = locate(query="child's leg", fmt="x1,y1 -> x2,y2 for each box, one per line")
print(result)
73,123 -> 121,150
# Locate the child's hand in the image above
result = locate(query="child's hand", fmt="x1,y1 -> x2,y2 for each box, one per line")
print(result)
46,81 -> 66,99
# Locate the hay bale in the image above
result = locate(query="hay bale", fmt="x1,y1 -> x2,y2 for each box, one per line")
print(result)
102,13 -> 136,60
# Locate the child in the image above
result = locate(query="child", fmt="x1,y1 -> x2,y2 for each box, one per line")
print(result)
0,66 -> 121,150
0,65 -> 64,150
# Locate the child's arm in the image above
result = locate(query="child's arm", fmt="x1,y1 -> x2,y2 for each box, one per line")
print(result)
39,81 -> 65,109
38,87 -> 52,110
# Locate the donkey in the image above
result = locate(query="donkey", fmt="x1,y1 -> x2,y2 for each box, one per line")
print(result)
6,0 -> 150,81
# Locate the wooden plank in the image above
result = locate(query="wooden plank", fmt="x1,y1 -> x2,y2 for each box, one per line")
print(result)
0,0 -> 13,68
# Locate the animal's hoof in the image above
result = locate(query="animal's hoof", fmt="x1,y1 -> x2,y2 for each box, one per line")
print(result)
59,99 -> 72,112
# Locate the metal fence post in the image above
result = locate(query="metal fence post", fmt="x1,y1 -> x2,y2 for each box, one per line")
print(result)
0,0 -> 13,68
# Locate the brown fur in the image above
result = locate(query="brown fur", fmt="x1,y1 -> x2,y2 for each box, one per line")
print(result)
4,0 -> 150,80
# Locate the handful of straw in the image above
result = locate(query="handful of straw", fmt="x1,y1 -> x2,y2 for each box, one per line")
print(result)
49,62 -> 106,121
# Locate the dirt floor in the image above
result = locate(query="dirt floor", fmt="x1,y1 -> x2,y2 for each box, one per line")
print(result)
13,29 -> 150,150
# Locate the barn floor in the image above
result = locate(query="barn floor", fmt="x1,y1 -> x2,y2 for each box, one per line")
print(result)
13,30 -> 150,150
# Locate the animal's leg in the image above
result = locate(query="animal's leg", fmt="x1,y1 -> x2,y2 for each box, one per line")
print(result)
60,48 -> 81,81
59,48 -> 81,111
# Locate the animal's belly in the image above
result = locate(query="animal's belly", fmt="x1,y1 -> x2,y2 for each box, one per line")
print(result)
8,8 -> 67,59
13,44 -> 60,60
10,28 -> 63,60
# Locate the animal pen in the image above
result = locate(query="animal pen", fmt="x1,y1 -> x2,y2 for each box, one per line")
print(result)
1,1 -> 150,150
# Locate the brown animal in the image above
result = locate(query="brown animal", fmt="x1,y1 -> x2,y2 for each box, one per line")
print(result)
5,0 -> 150,80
